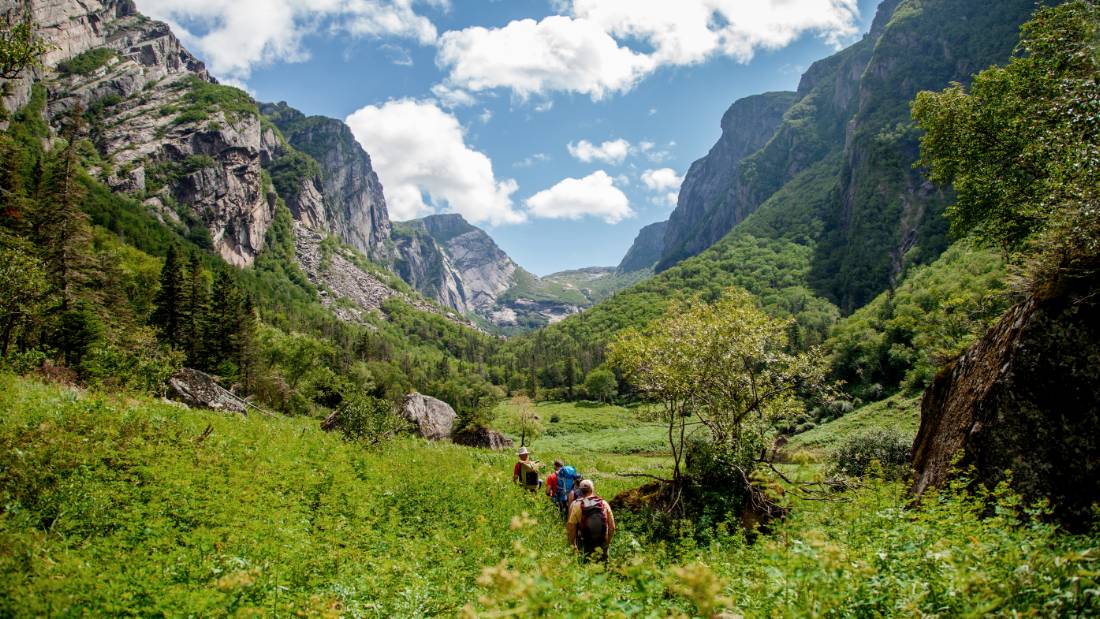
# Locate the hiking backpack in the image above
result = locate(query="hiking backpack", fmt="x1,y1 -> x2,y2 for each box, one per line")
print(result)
555,466 -> 578,503
519,460 -> 539,488
577,497 -> 608,548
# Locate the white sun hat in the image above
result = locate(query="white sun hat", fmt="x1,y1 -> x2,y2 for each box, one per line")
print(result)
517,446 -> 529,456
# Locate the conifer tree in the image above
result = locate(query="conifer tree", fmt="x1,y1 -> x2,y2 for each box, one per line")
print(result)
182,251 -> 208,366
150,245 -> 185,344
35,106 -> 92,311
0,134 -> 30,233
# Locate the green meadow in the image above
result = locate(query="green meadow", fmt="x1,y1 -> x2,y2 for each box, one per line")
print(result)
2,374 -> 1096,617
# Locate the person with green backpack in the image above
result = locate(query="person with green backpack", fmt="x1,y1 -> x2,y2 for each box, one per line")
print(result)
512,446 -> 541,491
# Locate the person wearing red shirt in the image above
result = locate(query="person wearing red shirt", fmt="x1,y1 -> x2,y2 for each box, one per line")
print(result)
545,459 -> 563,499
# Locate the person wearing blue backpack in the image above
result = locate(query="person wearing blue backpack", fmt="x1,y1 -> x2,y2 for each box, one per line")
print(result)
553,462 -> 580,521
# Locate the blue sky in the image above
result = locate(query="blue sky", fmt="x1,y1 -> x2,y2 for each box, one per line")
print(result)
136,0 -> 883,275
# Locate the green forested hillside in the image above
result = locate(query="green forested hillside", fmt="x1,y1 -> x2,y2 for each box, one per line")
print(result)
0,81 -> 502,421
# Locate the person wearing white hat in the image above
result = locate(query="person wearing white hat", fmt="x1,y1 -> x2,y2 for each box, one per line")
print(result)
512,446 -> 540,491
566,479 -> 615,563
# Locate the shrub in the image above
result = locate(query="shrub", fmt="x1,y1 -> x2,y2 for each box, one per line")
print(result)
56,48 -> 116,76
328,394 -> 408,444
831,429 -> 912,479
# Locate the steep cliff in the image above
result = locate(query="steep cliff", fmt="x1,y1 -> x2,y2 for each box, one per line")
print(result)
811,0 -> 1042,310
658,91 -> 796,269
390,213 -> 632,330
654,0 -> 1042,312
618,220 -> 667,273
7,0 -> 273,266
259,102 -> 392,263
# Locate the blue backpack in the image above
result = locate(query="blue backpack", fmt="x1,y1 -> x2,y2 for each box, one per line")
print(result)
556,466 -> 578,503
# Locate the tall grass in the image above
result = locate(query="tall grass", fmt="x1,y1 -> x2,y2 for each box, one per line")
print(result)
1,375 -> 1096,617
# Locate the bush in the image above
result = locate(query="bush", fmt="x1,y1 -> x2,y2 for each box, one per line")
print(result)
328,394 -> 408,444
831,429 -> 912,479
56,48 -> 116,76
78,328 -> 183,396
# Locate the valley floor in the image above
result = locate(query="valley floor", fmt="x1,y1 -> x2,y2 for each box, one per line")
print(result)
1,375 -> 1096,617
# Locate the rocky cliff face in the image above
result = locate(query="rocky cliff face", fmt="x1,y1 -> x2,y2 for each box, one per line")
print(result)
420,214 -> 518,313
390,213 -> 613,330
260,102 -> 392,263
812,0 -> 1042,310
654,0 -> 1043,312
392,213 -> 520,317
658,91 -> 796,270
618,221 -> 667,273
911,270 -> 1100,531
6,0 -> 274,266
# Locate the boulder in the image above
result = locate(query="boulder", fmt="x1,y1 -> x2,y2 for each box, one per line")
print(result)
401,393 -> 456,441
452,426 -> 514,451
911,272 -> 1100,530
167,368 -> 247,415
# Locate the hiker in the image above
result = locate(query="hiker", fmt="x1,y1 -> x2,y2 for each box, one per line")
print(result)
545,459 -> 562,504
553,461 -> 580,521
566,479 -> 615,563
512,446 -> 540,491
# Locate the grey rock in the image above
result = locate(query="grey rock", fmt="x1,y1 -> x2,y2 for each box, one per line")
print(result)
401,392 -> 457,441
658,91 -> 797,270
167,367 -> 247,414
260,101 -> 392,263
294,222 -> 473,328
617,221 -> 668,273
452,426 -> 514,451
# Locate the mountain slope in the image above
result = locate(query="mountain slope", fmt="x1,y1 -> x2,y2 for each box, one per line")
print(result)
497,0 -> 1048,388
259,101 -> 392,263
617,220 -> 667,273
654,0 -> 1041,312
658,91 -> 798,269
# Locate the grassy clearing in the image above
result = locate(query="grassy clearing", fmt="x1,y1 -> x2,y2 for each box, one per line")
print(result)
1,376 -> 1096,617
492,399 -> 696,459
786,392 -> 922,456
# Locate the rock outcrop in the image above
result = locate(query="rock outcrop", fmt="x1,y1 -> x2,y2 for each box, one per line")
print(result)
401,393 -> 457,441
452,426 -> 514,451
658,91 -> 797,270
618,221 -> 668,273
392,213 -> 594,329
652,0 -> 1043,314
293,223 -> 471,326
167,368 -> 248,414
394,214 -> 516,316
911,273 -> 1100,531
7,0 -> 274,266
259,102 -> 392,262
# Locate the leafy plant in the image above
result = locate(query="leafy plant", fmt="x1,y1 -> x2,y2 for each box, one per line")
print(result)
830,429 -> 913,480
56,48 -> 116,76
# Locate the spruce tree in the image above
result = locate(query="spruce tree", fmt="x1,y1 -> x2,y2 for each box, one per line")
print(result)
150,245 -> 185,344
182,252 -> 208,367
35,107 -> 92,311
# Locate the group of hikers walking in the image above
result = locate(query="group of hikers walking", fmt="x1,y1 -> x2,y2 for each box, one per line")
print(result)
512,446 -> 616,562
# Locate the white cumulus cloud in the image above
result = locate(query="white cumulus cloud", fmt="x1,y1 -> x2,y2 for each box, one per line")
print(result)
433,0 -> 859,101
345,99 -> 524,225
641,167 -> 683,206
567,138 -> 631,165
526,171 -> 633,223
436,15 -> 655,100
641,167 -> 683,192
135,0 -> 444,82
